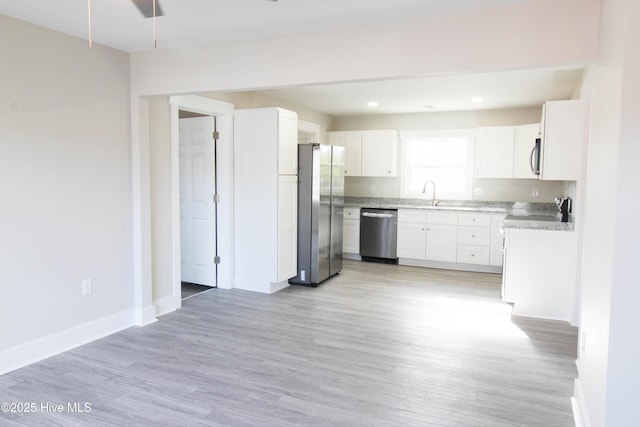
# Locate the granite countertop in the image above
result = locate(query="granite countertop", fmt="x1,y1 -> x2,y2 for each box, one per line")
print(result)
344,197 -> 575,231
502,216 -> 575,231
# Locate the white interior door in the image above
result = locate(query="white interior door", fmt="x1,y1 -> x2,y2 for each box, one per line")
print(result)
179,116 -> 216,286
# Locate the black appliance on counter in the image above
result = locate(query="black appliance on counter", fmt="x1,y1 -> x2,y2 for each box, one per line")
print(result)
555,196 -> 572,222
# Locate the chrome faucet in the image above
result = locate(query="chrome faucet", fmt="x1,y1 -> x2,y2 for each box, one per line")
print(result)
422,180 -> 438,206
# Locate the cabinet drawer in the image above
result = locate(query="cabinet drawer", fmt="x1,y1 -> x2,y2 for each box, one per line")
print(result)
344,207 -> 360,218
457,245 -> 490,265
458,213 -> 491,227
427,211 -> 458,225
458,226 -> 491,246
398,209 -> 427,224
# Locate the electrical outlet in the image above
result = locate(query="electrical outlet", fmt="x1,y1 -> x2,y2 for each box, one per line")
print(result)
532,188 -> 539,197
369,185 -> 376,194
474,187 -> 484,196
82,278 -> 93,296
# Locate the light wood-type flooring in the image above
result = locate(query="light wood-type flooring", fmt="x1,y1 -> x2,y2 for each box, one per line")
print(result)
1,261 -> 578,426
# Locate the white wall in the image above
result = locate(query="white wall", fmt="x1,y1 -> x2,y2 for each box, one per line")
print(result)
148,96 -> 173,309
574,0 -> 640,425
205,91 -> 334,140
331,106 -> 543,130
130,0 -> 600,95
0,16 -> 133,371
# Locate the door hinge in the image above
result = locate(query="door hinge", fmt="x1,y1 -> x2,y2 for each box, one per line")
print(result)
213,194 -> 220,203
212,131 -> 219,140
214,256 -> 221,264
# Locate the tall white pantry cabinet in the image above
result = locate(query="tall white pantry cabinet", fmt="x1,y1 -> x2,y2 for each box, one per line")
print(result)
234,108 -> 298,293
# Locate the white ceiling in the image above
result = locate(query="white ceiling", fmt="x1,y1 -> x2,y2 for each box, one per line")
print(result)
0,0 -> 534,53
253,67 -> 584,116
0,0 -> 583,115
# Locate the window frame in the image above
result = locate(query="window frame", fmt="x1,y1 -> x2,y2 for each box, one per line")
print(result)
399,129 -> 476,200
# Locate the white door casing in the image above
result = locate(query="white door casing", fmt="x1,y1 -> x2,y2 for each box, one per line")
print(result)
179,117 -> 216,286
164,95 -> 235,316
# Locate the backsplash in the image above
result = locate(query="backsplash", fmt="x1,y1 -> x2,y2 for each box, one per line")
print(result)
345,176 -> 569,203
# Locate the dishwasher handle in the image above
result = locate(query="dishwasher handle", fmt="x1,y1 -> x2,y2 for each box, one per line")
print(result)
362,212 -> 396,219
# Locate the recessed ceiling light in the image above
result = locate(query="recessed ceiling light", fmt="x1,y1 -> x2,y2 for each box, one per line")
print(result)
471,96 -> 484,103
367,101 -> 379,107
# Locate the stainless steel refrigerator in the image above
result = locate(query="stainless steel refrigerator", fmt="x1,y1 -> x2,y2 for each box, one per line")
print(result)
290,144 -> 344,286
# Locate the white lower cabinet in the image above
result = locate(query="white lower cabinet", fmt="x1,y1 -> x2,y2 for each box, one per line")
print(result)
489,214 -> 507,266
397,210 -> 427,259
397,210 -> 458,264
343,207 -> 360,255
456,213 -> 491,265
277,176 -> 298,282
396,209 -> 505,271
425,224 -> 457,262
397,222 -> 426,259
457,245 -> 490,265
502,228 -> 575,321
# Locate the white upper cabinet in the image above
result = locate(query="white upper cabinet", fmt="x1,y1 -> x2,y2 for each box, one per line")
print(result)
540,100 -> 582,181
328,131 -> 362,176
278,109 -> 299,175
328,130 -> 398,177
474,127 -> 515,178
361,130 -> 398,177
513,123 -> 540,179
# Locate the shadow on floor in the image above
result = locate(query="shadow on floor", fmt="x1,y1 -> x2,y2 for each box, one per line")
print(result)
181,282 -> 214,299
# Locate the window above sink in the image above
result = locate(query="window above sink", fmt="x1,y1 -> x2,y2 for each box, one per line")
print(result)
399,130 -> 475,200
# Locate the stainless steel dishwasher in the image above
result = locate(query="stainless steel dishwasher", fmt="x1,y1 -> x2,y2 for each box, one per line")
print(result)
360,208 -> 398,263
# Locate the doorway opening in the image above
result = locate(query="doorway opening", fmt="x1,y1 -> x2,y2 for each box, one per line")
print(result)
178,110 -> 218,299
164,95 -> 234,315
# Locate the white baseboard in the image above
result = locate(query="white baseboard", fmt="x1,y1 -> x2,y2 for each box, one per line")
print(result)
572,378 -> 590,427
0,309 -> 135,375
269,281 -> 290,294
134,304 -> 157,326
154,294 -> 180,317
398,258 -> 502,273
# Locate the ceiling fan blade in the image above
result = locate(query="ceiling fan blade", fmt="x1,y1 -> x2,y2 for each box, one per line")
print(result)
132,0 -> 164,18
